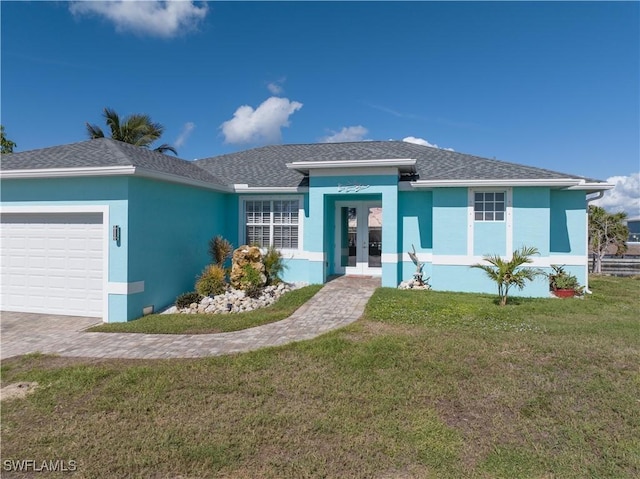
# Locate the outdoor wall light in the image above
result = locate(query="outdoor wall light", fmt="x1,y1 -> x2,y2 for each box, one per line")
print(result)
112,225 -> 121,242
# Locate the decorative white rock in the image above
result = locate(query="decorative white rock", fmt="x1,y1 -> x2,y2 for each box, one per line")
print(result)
166,282 -> 305,315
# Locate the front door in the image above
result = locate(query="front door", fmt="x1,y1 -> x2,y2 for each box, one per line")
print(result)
335,201 -> 382,276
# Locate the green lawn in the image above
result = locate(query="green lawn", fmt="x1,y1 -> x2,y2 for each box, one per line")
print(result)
88,285 -> 323,334
1,276 -> 638,478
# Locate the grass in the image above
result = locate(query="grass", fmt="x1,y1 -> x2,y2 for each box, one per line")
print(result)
1,276 -> 638,478
88,285 -> 323,334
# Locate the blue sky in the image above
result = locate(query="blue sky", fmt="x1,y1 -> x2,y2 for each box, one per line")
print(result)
2,1 -> 638,215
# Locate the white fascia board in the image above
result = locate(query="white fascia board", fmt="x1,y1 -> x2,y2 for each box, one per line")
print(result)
233,185 -> 308,193
134,167 -> 232,192
286,158 -> 417,173
1,166 -> 233,192
410,178 -> 586,188
0,166 -> 136,179
563,182 -> 614,191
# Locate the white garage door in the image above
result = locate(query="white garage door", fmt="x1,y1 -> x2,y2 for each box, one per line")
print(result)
1,212 -> 104,317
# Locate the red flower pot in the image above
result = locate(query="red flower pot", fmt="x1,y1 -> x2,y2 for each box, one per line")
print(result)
553,289 -> 575,298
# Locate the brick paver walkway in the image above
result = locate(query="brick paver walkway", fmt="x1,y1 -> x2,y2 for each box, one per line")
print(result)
0,276 -> 379,360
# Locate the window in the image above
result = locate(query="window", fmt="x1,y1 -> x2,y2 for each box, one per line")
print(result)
245,199 -> 299,248
474,192 -> 505,221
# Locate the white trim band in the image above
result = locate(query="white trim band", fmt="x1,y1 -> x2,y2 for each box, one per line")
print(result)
107,281 -> 145,295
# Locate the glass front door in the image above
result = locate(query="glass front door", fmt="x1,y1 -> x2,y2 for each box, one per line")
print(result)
335,201 -> 382,276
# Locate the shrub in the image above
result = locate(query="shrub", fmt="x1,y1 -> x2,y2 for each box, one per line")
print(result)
196,264 -> 227,297
548,265 -> 584,294
263,245 -> 287,285
208,235 -> 233,267
176,291 -> 202,309
471,246 -> 543,306
241,264 -> 264,298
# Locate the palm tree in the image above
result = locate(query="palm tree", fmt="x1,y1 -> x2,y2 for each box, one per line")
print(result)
1,125 -> 16,154
86,107 -> 177,155
471,246 -> 543,306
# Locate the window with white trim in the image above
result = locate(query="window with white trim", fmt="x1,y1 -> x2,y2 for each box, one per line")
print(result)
245,199 -> 300,248
474,192 -> 505,221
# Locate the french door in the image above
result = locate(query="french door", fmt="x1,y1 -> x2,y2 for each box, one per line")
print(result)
334,201 -> 382,276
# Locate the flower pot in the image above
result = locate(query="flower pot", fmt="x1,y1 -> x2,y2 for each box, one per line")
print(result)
553,289 -> 575,298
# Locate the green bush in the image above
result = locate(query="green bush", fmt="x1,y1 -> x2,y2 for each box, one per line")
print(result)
176,291 -> 203,309
241,264 -> 263,298
548,265 -> 584,294
196,264 -> 227,297
263,245 -> 287,285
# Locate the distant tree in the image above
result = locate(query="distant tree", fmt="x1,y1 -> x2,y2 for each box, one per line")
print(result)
86,107 -> 177,155
1,125 -> 16,154
588,205 -> 628,273
471,246 -> 543,306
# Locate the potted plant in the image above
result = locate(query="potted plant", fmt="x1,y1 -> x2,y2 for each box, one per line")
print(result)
548,265 -> 583,298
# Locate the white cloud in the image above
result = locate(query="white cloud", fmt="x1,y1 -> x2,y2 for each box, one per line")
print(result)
592,173 -> 640,218
267,78 -> 286,95
321,126 -> 369,143
174,122 -> 195,148
220,97 -> 303,145
69,1 -> 208,38
402,136 -> 454,151
267,83 -> 283,95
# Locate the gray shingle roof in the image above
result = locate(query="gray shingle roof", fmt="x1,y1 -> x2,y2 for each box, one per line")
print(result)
1,138 -> 228,187
2,139 -> 602,189
195,141 -> 597,187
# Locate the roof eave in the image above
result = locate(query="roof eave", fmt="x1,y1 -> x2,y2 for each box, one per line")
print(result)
233,184 -> 309,193
409,178 -> 609,189
286,158 -> 417,175
563,182 -> 614,191
1,166 -> 233,192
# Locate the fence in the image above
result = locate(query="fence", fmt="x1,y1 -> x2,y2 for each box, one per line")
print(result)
589,257 -> 640,277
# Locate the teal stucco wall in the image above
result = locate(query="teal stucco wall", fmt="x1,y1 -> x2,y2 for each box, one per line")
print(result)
1,176 -> 130,321
1,176 -> 231,322
2,174 -> 591,314
432,188 -> 467,255
125,177 -> 232,320
307,173 -> 399,286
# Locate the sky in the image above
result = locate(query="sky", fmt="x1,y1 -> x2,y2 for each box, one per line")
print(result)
1,1 -> 639,216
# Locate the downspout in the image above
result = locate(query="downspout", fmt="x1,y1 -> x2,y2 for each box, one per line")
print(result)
584,191 -> 606,294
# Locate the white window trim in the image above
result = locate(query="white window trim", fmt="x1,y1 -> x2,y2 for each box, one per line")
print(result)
238,195 -> 304,257
473,190 -> 507,222
467,188 -> 513,257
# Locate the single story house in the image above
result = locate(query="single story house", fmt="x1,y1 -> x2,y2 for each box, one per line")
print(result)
1,138 -> 611,322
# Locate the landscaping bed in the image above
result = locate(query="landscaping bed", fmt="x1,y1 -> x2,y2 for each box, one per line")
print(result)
89,285 -> 322,334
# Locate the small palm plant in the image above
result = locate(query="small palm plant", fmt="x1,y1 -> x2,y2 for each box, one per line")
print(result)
471,246 -> 543,306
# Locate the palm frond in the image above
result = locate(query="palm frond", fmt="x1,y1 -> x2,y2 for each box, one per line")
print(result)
85,123 -> 104,139
154,144 -> 178,155
471,246 -> 542,306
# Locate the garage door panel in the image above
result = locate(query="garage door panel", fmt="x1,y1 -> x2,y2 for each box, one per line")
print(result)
47,257 -> 66,269
1,212 -> 104,318
8,255 -> 27,268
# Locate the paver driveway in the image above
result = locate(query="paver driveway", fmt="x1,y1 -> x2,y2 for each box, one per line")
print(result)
0,276 -> 379,360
